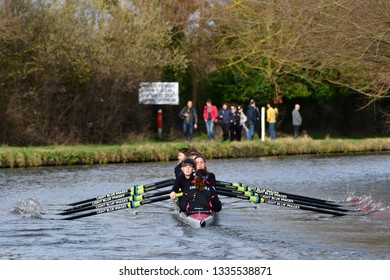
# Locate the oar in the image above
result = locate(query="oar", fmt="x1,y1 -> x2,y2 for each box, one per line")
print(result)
64,181 -> 174,212
216,180 -> 341,207
215,186 -> 350,213
59,189 -> 172,215
259,197 -> 347,216
258,193 -> 350,213
66,178 -> 174,207
252,188 -> 342,207
217,180 -> 336,204
63,193 -> 182,220
216,188 -> 347,216
64,179 -> 174,211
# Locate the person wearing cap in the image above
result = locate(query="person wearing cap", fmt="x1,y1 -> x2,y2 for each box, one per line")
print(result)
170,158 -> 196,200
178,168 -> 222,215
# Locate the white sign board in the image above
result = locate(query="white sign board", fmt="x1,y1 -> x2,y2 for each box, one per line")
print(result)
139,82 -> 179,105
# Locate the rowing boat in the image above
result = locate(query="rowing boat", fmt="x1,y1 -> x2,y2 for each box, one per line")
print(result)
177,211 -> 215,228
58,178 -> 390,222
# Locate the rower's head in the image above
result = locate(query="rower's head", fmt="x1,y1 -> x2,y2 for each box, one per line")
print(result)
177,147 -> 189,163
188,149 -> 201,160
194,155 -> 207,170
181,158 -> 195,176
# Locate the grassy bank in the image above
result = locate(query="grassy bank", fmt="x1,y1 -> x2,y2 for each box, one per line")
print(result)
0,137 -> 389,168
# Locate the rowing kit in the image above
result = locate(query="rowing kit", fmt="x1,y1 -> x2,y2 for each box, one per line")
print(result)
57,178 -> 390,227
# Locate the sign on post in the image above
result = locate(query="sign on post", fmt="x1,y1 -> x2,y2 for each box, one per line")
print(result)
139,82 -> 179,139
139,82 -> 179,105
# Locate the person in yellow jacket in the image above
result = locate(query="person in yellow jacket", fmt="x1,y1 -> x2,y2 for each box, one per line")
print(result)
266,103 -> 277,139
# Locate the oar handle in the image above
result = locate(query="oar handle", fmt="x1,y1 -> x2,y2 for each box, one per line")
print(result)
216,185 -> 254,197
131,193 -> 183,208
217,189 -> 261,203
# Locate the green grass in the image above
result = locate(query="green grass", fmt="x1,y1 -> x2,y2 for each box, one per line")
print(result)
1,136 -> 389,168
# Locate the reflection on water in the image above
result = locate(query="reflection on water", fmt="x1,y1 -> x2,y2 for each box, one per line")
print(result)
0,153 -> 389,260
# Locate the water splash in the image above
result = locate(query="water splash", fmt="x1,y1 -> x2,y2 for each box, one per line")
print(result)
344,194 -> 390,216
9,198 -> 44,219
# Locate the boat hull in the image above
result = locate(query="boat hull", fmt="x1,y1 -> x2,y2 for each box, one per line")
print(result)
178,211 -> 215,228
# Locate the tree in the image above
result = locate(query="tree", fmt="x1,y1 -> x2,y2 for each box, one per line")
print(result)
0,0 -> 188,145
212,1 -> 389,98
160,0 -> 221,107
210,0 -> 389,130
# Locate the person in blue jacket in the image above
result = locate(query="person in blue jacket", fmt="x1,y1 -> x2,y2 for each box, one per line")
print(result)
218,103 -> 233,141
246,100 -> 259,141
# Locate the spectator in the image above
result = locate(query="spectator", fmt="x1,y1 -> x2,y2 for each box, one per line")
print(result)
237,105 -> 248,140
230,105 -> 240,141
292,104 -> 302,138
218,103 -> 233,141
247,100 -> 259,141
266,103 -> 277,140
179,100 -> 198,142
203,100 -> 219,141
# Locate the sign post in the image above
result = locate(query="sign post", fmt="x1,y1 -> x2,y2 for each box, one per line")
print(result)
157,109 -> 163,139
261,107 -> 265,141
139,82 -> 179,139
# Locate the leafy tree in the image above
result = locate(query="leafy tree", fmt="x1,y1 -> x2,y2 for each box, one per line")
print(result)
211,1 -> 389,98
0,0 -> 188,145
209,0 -> 389,131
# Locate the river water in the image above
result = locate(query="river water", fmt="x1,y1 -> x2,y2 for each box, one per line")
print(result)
1,153 -> 389,260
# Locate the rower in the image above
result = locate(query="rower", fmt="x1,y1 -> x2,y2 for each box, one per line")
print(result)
194,155 -> 216,186
174,148 -> 201,178
174,147 -> 190,178
178,168 -> 222,215
170,158 -> 196,200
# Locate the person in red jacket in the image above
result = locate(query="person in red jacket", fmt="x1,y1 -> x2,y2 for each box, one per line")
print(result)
203,100 -> 219,141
